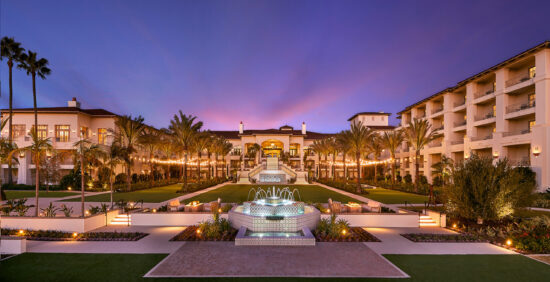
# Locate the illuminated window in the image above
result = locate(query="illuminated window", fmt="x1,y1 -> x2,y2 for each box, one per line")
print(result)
529,120 -> 535,131
80,126 -> 88,138
528,93 -> 536,107
493,105 -> 496,116
493,127 -> 496,133
529,66 -> 536,78
12,124 -> 25,139
55,125 -> 70,142
32,125 -> 48,139
98,128 -> 107,145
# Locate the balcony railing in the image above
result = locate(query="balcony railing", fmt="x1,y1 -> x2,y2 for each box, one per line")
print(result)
451,140 -> 464,145
416,113 -> 426,119
506,71 -> 535,87
453,120 -> 467,127
453,100 -> 466,108
505,101 -> 535,114
474,85 -> 495,99
471,134 -> 493,141
432,125 -> 444,132
431,106 -> 444,115
502,129 -> 531,137
429,141 -> 442,148
509,157 -> 530,166
474,112 -> 495,122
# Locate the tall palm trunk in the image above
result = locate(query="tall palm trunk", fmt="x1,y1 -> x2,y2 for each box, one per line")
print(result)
332,152 -> 336,180
7,60 -> 14,185
214,153 -> 218,178
207,152 -> 212,179
81,153 -> 85,217
183,150 -> 188,190
197,152 -> 201,181
415,150 -> 420,192
32,72 -> 40,216
342,154 -> 347,182
34,156 -> 40,216
110,165 -> 114,207
391,153 -> 396,186
324,154 -> 328,179
126,162 -> 131,192
355,152 -> 361,193
374,160 -> 378,182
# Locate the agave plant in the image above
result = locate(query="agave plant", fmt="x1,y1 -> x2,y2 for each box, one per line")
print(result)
60,204 -> 73,217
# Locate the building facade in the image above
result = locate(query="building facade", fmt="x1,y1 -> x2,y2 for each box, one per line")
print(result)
395,41 -> 550,191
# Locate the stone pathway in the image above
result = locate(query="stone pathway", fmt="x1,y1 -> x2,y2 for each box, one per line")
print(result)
145,242 -> 408,278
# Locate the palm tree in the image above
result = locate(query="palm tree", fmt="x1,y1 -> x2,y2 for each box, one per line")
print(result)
9,130 -> 52,216
403,118 -> 436,192
247,143 -> 261,167
219,139 -> 233,178
368,135 -> 383,182
159,135 -> 175,180
18,50 -> 51,146
347,121 -> 375,193
204,133 -> 216,179
380,130 -> 404,185
102,143 -> 124,207
310,140 -> 324,179
336,130 -> 352,182
431,155 -> 454,186
169,111 -> 203,191
138,128 -> 161,187
326,137 -> 338,180
74,139 -> 105,217
112,115 -> 146,191
193,132 -> 210,180
0,117 -> 16,200
1,37 -> 25,185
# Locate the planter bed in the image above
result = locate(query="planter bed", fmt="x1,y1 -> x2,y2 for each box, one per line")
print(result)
401,233 -> 487,243
1,229 -> 148,241
314,227 -> 381,242
170,226 -> 237,241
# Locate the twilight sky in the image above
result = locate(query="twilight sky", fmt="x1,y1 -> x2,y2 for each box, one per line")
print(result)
1,0 -> 550,132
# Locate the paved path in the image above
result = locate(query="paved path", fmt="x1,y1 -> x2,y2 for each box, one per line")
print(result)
145,242 -> 408,278
364,227 -> 515,255
314,182 -> 384,205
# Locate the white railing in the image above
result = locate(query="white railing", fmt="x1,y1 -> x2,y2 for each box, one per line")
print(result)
474,112 -> 495,122
505,101 -> 535,114
502,129 -> 531,137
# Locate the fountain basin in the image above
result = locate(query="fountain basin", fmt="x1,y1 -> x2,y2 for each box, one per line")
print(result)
235,226 -> 316,246
229,205 -> 320,232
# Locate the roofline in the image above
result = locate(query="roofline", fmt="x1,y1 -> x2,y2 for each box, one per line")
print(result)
397,40 -> 550,114
347,112 -> 391,121
1,108 -> 118,117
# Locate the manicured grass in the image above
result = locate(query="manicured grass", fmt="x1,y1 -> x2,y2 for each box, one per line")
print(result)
62,184 -> 182,203
363,188 -> 428,204
4,191 -> 78,200
1,253 -> 549,281
184,184 -> 360,204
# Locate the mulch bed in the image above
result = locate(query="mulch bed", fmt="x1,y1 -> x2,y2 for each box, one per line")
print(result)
314,227 -> 381,242
169,226 -> 237,241
401,233 -> 487,243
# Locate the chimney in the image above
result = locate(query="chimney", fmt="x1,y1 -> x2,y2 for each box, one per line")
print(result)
68,97 -> 81,108
239,121 -> 244,134
301,122 -> 306,134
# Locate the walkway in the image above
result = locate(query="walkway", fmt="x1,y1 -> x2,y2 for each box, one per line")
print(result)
314,182 -> 383,205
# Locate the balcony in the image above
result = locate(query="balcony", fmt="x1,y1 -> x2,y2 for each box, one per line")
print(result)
471,134 -> 493,141
451,140 -> 464,145
453,100 -> 466,108
453,120 -> 467,128
429,141 -> 442,148
505,101 -> 535,114
473,86 -> 495,100
474,112 -> 495,122
431,106 -> 443,115
506,72 -> 535,88
502,129 -> 531,137
416,113 -> 426,119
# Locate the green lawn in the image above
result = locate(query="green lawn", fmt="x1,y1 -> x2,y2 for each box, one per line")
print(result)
1,253 -> 549,281
62,184 -> 182,203
183,184 -> 360,204
4,191 -> 78,200
363,188 -> 428,204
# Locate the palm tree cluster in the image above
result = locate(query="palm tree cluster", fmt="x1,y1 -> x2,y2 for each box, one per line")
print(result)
311,118 -> 435,193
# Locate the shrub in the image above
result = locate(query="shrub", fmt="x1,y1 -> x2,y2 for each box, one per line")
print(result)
115,173 -> 127,184
444,155 -> 536,222
403,174 -> 412,183
59,168 -> 90,190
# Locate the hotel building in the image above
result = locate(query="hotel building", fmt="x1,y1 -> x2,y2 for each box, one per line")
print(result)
395,41 -> 550,191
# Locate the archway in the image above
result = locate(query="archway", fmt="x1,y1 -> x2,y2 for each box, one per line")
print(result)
261,139 -> 284,157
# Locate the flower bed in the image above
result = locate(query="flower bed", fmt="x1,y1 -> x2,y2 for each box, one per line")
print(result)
169,226 -> 237,241
314,227 -> 380,242
401,233 -> 487,243
1,229 -> 148,241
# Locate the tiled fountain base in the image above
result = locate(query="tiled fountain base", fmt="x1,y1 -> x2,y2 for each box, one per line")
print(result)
145,242 -> 409,278
234,226 -> 316,246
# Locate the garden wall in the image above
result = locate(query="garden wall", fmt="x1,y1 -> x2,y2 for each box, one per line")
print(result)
0,237 -> 26,254
131,212 -> 228,226
321,211 -> 419,227
425,209 -> 446,227
0,210 -> 119,233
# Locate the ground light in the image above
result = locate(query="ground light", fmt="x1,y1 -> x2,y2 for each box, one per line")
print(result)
506,239 -> 512,246
73,232 -> 78,238
452,223 -> 457,228
18,230 -> 24,235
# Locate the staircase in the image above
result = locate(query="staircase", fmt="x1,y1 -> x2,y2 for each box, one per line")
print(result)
266,157 -> 278,170
110,214 -> 131,226
419,215 -> 438,227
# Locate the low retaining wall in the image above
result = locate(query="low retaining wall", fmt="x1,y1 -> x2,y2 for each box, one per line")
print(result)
321,212 -> 419,228
131,212 -> 228,226
0,237 -> 26,254
0,210 -> 119,233
425,209 -> 446,227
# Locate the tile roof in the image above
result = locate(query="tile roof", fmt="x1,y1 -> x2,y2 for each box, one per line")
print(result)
347,112 -> 391,121
1,107 -> 117,116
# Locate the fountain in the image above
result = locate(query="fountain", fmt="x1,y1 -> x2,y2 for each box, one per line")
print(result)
229,187 -> 320,246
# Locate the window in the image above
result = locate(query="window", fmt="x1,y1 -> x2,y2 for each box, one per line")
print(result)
32,125 -> 48,139
12,125 -> 26,139
493,127 -> 496,133
55,125 -> 70,142
529,66 -> 536,78
529,120 -> 535,132
98,128 -> 107,145
492,105 -> 496,116
528,93 -> 536,107
80,126 -> 88,138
